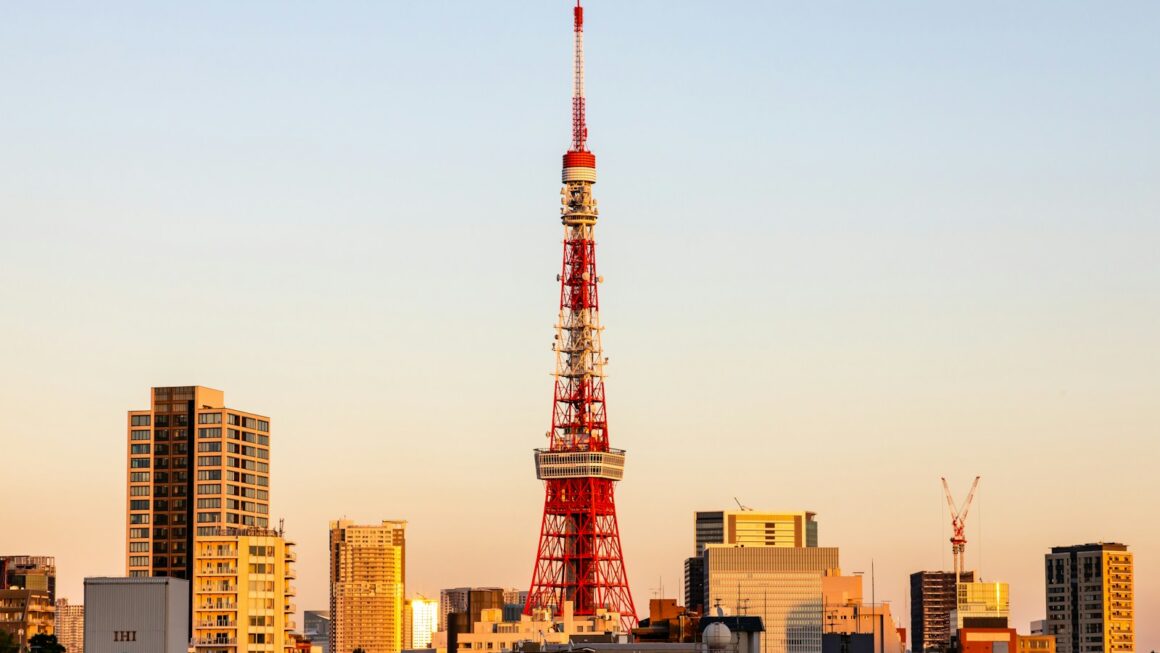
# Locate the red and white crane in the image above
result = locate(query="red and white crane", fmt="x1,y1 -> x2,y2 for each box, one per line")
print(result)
941,476 -> 980,585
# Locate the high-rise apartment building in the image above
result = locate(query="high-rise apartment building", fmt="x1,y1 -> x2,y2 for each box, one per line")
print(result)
694,511 -> 819,555
54,598 -> 84,653
0,556 -> 57,602
404,597 -> 438,649
910,570 -> 975,653
330,520 -> 406,653
703,545 -> 840,653
1044,543 -> 1134,653
125,386 -> 272,581
191,528 -> 297,653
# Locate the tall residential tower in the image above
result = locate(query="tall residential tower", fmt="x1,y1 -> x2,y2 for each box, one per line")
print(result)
1044,543 -> 1133,653
125,386 -> 271,580
329,519 -> 406,653
524,0 -> 637,631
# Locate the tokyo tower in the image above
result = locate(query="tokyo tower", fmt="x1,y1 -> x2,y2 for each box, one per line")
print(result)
524,0 -> 638,632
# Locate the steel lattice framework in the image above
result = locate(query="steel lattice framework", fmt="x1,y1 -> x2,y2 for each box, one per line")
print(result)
524,0 -> 637,633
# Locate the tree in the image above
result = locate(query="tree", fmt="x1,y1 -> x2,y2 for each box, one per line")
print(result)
28,634 -> 66,653
0,630 -> 19,653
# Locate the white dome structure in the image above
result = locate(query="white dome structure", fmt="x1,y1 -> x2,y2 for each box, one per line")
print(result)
704,622 -> 732,650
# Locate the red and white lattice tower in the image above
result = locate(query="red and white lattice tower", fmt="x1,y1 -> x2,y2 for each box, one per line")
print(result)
524,0 -> 638,632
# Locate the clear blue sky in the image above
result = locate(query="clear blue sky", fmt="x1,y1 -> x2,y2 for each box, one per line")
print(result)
1,1 -> 1157,645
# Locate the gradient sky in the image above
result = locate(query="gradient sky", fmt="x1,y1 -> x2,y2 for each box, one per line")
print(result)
1,0 -> 1157,647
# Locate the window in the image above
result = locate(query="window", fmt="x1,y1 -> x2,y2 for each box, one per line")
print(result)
197,442 -> 221,453
198,427 -> 222,439
130,472 -> 150,483
197,456 -> 222,467
130,486 -> 150,496
196,512 -> 221,523
227,413 -> 240,425
131,430 -> 150,441
130,458 -> 150,469
130,443 -> 150,454
129,500 -> 149,511
197,470 -> 221,481
129,542 -> 150,553
129,527 -> 149,538
197,498 -> 221,509
198,483 -> 222,495
258,435 -> 269,446
154,415 -> 169,427
129,514 -> 150,524
128,556 -> 149,567
198,412 -> 222,424
130,415 -> 151,426
243,417 -> 257,429
154,429 -> 169,441
257,448 -> 269,460
257,420 -> 269,432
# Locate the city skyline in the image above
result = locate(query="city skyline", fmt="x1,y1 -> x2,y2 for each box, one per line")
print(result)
1,0 -> 1157,650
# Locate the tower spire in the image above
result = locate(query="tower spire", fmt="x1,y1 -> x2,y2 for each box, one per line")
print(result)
571,0 -> 587,152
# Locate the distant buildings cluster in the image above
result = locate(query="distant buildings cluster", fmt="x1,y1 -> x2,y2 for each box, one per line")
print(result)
0,384 -> 1139,653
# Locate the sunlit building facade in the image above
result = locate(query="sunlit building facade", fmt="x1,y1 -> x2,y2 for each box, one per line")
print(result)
330,520 -> 406,653
0,588 -> 54,648
695,511 -> 818,555
951,582 -> 1009,632
406,597 -> 438,649
704,544 -> 840,653
1044,543 -> 1133,653
191,529 -> 297,653
125,386 -> 272,581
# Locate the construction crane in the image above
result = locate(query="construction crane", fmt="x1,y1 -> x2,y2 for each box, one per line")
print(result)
941,476 -> 980,586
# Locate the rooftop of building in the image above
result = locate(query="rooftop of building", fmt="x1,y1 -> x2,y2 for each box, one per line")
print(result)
698,616 -> 765,634
1049,542 -> 1128,553
84,576 -> 190,586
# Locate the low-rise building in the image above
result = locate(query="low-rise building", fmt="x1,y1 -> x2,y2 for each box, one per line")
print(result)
84,577 -> 189,653
432,601 -> 620,653
0,588 -> 54,648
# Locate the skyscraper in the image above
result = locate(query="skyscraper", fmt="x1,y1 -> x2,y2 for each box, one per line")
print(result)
703,545 -> 840,653
407,597 -> 438,649
1044,543 -> 1134,653
910,570 -> 975,653
685,511 -> 818,614
330,519 -> 406,653
125,386 -> 272,580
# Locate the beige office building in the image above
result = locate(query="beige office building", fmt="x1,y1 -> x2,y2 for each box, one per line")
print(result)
192,528 -> 297,653
405,597 -> 438,649
330,520 -> 406,653
54,598 -> 84,653
695,511 -> 818,555
704,545 -> 839,653
126,386 -> 272,581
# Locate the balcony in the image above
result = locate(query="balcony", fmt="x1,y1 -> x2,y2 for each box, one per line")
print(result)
534,448 -> 625,481
198,584 -> 237,593
198,602 -> 238,611
195,620 -> 237,628
198,567 -> 237,576
192,636 -> 237,646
